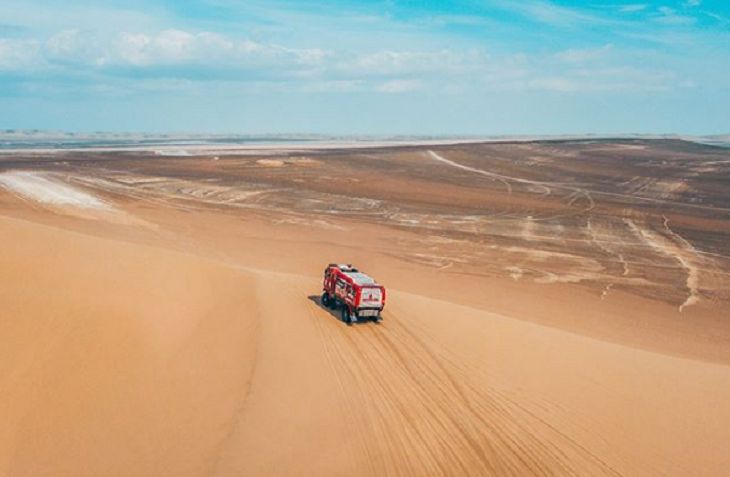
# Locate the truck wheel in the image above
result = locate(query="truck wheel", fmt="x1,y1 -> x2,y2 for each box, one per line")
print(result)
321,292 -> 329,307
341,307 -> 352,325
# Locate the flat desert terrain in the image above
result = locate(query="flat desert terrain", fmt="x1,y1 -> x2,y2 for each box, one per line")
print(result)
1,139 -> 729,476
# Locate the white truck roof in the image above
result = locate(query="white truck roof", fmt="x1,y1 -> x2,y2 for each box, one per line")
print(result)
343,271 -> 378,286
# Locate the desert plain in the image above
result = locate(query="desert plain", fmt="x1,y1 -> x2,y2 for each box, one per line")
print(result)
1,139 -> 729,476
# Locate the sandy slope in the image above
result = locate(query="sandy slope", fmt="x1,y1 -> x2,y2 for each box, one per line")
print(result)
0,216 -> 259,477
1,212 -> 729,477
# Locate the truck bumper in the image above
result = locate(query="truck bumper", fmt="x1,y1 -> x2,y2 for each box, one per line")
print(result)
356,309 -> 382,319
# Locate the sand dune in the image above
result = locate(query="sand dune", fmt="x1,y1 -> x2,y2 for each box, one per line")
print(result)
0,216 -> 259,477
1,139 -> 730,476
2,214 -> 729,476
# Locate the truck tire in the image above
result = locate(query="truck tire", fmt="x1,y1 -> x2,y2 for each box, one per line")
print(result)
321,292 -> 329,307
341,307 -> 352,325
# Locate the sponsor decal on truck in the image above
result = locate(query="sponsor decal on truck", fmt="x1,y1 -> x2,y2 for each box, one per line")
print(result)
361,287 -> 383,306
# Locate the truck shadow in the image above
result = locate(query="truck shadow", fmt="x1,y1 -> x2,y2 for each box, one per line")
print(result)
307,295 -> 374,326
307,295 -> 348,324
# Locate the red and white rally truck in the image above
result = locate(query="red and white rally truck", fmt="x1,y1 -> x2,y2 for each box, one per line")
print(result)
321,264 -> 386,325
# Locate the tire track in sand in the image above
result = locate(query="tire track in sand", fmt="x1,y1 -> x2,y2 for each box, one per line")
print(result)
586,218 -> 631,299
310,295 -> 621,476
427,151 -> 513,194
387,316 -> 621,477
426,151 -> 596,221
624,218 -> 702,312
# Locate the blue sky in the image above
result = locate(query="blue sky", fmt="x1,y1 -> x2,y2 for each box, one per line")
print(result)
1,0 -> 728,135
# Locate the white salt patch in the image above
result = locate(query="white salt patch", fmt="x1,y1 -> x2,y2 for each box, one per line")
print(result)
154,149 -> 192,156
0,171 -> 110,209
256,159 -> 285,167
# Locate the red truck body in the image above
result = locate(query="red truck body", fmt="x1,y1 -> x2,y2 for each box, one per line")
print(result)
321,264 -> 386,324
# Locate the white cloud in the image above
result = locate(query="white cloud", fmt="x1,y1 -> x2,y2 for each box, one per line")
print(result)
0,28 -> 327,75
620,4 -> 648,13
114,30 -> 235,66
1,0 -> 162,35
0,27 -> 691,96
342,49 -> 488,78
496,1 -> 608,27
526,66 -> 674,93
654,6 -> 696,24
107,29 -> 328,69
376,79 -> 422,93
0,38 -> 41,70
555,44 -> 613,63
45,29 -> 106,65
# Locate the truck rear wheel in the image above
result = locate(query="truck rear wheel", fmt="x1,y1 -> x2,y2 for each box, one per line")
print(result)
341,307 -> 352,325
321,292 -> 330,308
